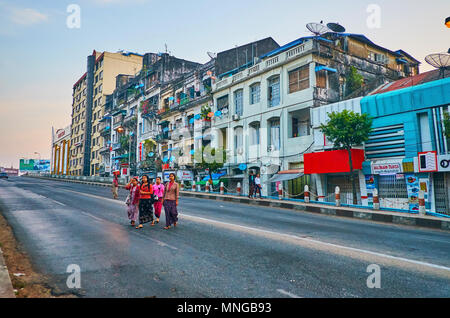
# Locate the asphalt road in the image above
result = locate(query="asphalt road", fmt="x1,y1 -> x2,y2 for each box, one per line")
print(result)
0,176 -> 449,298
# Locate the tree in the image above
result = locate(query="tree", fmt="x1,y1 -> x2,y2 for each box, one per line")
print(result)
345,66 -> 364,97
319,110 -> 372,204
194,146 -> 227,186
443,112 -> 450,138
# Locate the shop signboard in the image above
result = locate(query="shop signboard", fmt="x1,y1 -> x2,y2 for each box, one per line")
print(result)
177,170 -> 194,181
418,151 -> 437,172
371,161 -> 403,175
437,154 -> 450,172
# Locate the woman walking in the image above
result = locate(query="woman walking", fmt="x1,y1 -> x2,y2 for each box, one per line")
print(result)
153,177 -> 164,224
125,177 -> 140,227
136,175 -> 154,229
162,173 -> 179,230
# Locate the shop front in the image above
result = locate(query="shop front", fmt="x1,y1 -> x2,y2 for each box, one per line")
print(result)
362,158 -> 433,212
304,149 -> 365,205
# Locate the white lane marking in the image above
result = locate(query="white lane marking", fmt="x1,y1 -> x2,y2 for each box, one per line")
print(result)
181,214 -> 450,273
276,289 -> 302,298
57,188 -> 450,273
81,211 -> 103,222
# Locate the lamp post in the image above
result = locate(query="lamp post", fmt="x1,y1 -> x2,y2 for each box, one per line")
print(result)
34,151 -> 41,161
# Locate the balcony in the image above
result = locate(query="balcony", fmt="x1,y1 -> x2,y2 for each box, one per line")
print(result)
155,132 -> 170,142
112,143 -> 121,151
99,145 -> 110,154
313,87 -> 340,104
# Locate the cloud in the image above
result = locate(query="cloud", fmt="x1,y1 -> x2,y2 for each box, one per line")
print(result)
10,8 -> 48,26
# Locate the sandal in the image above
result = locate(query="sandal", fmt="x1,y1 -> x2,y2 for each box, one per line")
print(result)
174,222 -> 177,227
151,221 -> 155,226
136,224 -> 143,229
131,221 -> 135,226
163,226 -> 171,230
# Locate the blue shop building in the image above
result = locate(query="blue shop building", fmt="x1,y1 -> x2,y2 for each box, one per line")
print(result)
360,70 -> 450,214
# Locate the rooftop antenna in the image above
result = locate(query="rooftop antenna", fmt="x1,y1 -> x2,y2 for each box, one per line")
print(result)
425,52 -> 450,79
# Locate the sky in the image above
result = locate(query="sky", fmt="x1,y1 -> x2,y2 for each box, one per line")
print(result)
0,0 -> 449,168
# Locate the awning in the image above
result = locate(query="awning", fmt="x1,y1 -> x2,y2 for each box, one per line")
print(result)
221,174 -> 244,180
202,171 -> 227,181
269,170 -> 304,182
315,65 -> 337,73
158,121 -> 170,126
396,58 -> 408,64
112,154 -> 129,160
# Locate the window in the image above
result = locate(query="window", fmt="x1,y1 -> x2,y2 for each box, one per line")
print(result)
268,76 -> 280,107
249,123 -> 260,145
316,70 -> 327,89
234,89 -> 243,116
93,125 -> 96,133
289,65 -> 309,93
99,71 -> 103,80
290,109 -> 310,138
95,75 -> 98,84
217,95 -> 229,111
250,83 -> 260,104
269,119 -> 280,151
94,87 -> 98,96
99,84 -> 102,93
234,127 -> 243,151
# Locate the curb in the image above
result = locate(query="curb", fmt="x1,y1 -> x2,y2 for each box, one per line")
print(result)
0,248 -> 15,298
26,176 -> 450,231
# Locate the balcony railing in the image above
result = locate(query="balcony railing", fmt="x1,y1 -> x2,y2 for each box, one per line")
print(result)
313,87 -> 340,104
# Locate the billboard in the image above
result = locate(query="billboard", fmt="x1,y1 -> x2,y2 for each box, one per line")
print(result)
19,159 -> 51,172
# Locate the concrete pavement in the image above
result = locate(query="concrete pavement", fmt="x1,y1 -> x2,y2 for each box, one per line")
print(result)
0,248 -> 14,298
0,176 -> 449,297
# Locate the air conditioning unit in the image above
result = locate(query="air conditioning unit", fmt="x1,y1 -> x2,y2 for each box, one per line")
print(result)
232,114 -> 240,121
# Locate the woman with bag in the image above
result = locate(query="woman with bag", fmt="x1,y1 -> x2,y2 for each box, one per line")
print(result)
125,177 -> 140,227
152,177 -> 164,224
136,175 -> 154,229
161,173 -> 179,230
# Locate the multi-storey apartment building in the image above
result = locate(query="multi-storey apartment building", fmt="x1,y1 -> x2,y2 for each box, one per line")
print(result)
210,32 -> 420,196
69,50 -> 143,176
102,53 -> 201,177
70,73 -> 87,176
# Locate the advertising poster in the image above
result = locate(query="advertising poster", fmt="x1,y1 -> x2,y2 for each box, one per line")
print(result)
405,174 -> 420,212
365,175 -> 377,206
19,159 -> 51,172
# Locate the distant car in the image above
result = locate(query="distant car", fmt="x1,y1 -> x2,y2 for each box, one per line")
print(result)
0,172 -> 8,179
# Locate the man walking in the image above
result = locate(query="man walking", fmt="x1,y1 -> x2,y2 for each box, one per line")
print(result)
112,174 -> 119,199
248,170 -> 255,198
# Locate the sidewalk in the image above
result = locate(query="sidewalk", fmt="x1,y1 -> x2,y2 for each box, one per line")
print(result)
0,248 -> 15,298
27,175 -> 450,231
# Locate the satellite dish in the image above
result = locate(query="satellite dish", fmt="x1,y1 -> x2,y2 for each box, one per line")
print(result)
425,53 -> 450,69
327,22 -> 346,33
306,22 -> 331,36
425,53 -> 450,78
207,52 -> 217,59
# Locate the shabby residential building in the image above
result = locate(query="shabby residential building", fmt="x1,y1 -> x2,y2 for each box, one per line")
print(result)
101,53 -> 202,177
210,32 -> 420,196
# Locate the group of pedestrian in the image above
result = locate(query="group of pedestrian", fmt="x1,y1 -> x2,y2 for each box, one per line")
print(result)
112,173 -> 180,230
248,171 -> 262,199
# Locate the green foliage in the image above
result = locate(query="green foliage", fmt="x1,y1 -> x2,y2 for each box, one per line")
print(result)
345,66 -> 364,96
319,109 -> 372,150
444,112 -> 450,138
200,104 -> 212,120
194,146 -> 227,177
119,135 -> 129,150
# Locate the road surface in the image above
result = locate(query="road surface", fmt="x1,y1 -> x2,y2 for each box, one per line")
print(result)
0,176 -> 449,297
